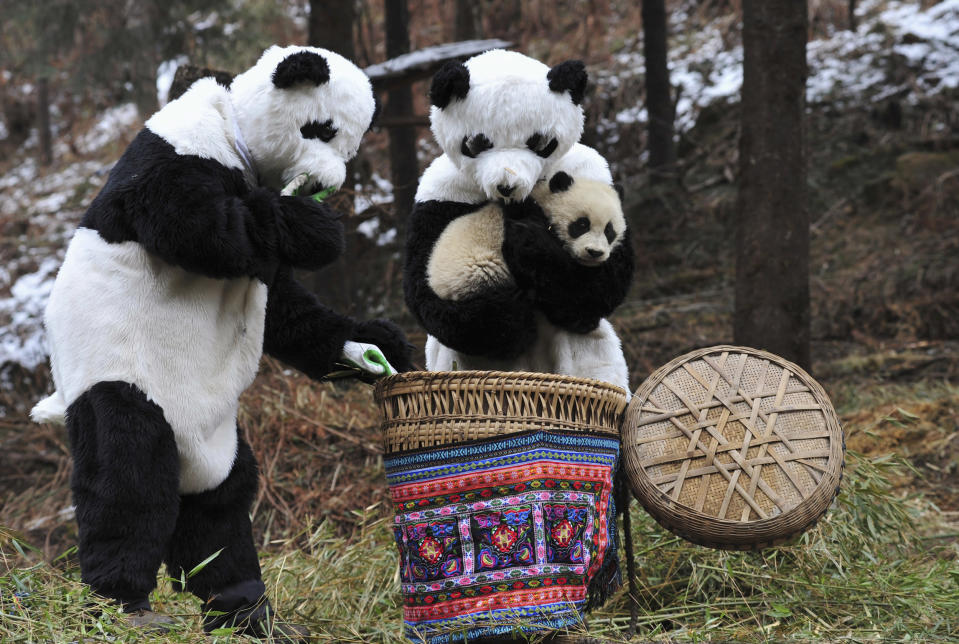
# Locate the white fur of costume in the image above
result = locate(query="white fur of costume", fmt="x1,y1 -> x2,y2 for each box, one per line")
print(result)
33,45 -> 379,493
42,229 -> 266,493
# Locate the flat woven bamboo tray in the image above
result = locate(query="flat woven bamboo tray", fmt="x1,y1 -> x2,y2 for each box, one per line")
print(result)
621,346 -> 844,550
374,370 -> 627,453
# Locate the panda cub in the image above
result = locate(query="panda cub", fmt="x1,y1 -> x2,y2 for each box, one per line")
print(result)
425,170 -> 633,393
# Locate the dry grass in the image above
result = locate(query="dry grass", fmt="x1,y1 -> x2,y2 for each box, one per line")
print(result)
3,448 -> 957,642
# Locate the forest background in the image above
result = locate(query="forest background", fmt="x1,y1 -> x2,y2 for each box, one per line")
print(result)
1,0 -> 957,641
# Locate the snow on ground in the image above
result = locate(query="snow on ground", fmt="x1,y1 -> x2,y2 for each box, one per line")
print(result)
0,106 -> 130,391
75,103 -> 139,154
600,0 -> 959,139
157,56 -> 190,107
355,172 -> 398,247
0,257 -> 60,373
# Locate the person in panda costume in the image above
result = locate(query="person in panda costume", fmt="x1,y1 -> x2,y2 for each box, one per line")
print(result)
31,45 -> 413,640
404,49 -> 633,393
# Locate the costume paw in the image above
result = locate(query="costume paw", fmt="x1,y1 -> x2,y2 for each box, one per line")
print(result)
281,172 -> 336,202
353,319 -> 415,373
340,341 -> 396,377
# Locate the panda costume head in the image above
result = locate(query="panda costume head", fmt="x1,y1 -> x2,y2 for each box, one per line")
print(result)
428,49 -> 587,202
229,45 -> 377,194
530,171 -> 627,267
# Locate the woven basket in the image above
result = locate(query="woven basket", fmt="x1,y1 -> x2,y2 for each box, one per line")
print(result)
374,371 -> 628,643
621,345 -> 844,550
375,370 -> 627,452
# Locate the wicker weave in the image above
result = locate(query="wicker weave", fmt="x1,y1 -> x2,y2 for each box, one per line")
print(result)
374,370 -> 628,453
621,345 -> 844,550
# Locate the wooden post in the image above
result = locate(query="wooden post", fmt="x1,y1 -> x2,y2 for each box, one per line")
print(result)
384,0 -> 419,238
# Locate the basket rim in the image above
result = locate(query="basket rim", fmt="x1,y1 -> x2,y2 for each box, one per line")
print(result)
374,369 -> 630,402
621,344 -> 845,548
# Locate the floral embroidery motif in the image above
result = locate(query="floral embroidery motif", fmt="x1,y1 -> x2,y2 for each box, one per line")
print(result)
472,507 -> 534,569
400,519 -> 462,583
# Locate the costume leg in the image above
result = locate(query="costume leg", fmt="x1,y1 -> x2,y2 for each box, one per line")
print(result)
67,381 -> 181,611
164,431 -> 264,621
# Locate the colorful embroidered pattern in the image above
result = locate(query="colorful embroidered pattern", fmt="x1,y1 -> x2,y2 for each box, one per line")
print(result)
384,430 -> 619,643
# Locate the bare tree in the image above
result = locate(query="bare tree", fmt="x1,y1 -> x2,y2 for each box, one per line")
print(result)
734,0 -> 810,369
454,0 -> 482,41
642,0 -> 676,183
308,0 -> 355,58
384,0 -> 419,235
37,76 -> 52,165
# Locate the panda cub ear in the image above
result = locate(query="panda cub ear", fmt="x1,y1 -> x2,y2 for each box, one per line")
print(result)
547,60 -> 587,106
549,171 -> 574,193
429,60 -> 470,109
273,51 -> 331,88
613,182 -> 625,200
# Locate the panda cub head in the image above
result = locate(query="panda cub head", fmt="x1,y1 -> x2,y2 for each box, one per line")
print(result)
229,45 -> 377,195
429,49 -> 587,202
531,171 -> 627,267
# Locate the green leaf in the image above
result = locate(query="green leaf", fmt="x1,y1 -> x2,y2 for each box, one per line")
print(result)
188,548 -> 223,578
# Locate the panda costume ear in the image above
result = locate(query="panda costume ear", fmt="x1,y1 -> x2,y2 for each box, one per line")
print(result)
273,51 -> 330,88
429,60 -> 470,109
547,60 -> 587,105
549,171 -> 574,193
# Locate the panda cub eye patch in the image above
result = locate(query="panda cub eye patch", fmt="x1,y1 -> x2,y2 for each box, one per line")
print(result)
300,119 -> 338,142
604,222 -> 616,243
567,217 -> 591,239
461,133 -> 493,158
526,133 -> 559,158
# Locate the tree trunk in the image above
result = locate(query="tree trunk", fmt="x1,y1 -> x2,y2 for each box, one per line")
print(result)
642,0 -> 676,183
308,0 -> 355,58
848,0 -> 857,31
37,76 -> 52,166
454,0 -> 482,41
308,0 -> 357,311
384,0 -> 419,238
734,0 -> 810,370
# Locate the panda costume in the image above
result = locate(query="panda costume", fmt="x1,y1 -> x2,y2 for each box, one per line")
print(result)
32,45 -> 412,638
404,49 -> 633,393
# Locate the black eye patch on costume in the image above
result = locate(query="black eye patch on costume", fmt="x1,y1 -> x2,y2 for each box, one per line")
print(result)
568,217 -> 591,239
460,133 -> 493,158
300,119 -> 338,142
526,133 -> 559,159
604,222 -> 616,243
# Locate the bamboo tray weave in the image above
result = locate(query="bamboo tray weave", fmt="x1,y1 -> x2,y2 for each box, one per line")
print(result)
621,346 -> 844,550
374,370 -> 627,453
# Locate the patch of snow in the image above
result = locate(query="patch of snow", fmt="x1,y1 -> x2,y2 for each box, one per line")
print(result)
364,39 -> 512,80
75,103 -> 140,154
598,0 -> 959,141
0,118 -> 7,141
0,257 -> 60,372
354,172 -> 394,213
33,192 -> 70,214
157,56 -> 189,107
194,11 -> 219,31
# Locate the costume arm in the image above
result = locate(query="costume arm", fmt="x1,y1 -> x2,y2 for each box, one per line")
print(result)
89,136 -> 345,280
503,199 -> 635,333
263,266 -> 413,380
403,199 -> 538,360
